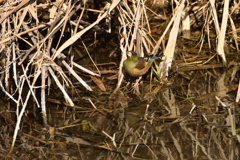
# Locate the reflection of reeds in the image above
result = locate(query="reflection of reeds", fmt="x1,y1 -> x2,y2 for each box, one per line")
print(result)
216,96 -> 236,136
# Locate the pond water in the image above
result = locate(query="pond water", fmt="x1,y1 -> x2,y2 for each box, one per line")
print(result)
2,52 -> 240,159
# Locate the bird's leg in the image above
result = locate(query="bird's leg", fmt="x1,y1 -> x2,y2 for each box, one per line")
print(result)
132,77 -> 142,88
133,85 -> 141,96
132,80 -> 141,96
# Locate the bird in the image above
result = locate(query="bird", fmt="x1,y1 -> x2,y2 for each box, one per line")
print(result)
123,51 -> 164,78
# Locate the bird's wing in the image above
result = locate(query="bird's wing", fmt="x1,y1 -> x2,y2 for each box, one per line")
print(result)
131,65 -> 150,77
134,57 -> 147,69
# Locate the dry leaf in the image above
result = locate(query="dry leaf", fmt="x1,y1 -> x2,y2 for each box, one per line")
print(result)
90,76 -> 106,91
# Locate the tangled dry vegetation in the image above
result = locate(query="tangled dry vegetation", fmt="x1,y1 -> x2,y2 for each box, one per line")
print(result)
1,0 -> 240,157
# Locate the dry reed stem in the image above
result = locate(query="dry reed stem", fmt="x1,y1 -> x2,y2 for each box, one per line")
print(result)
57,53 -> 92,91
48,66 -> 74,106
21,65 -> 40,108
9,90 -> 30,154
80,38 -> 101,77
46,99 -> 86,110
197,8 -> 209,52
52,0 -> 121,60
19,17 -> 66,65
102,131 -> 117,148
236,79 -> 240,104
9,70 -> 41,154
73,62 -> 100,76
129,0 -> 142,52
152,4 -> 177,56
217,0 -> 228,63
206,10 -> 211,50
229,16 -> 239,51
15,5 -> 29,33
0,0 -> 30,24
181,11 -> 190,38
41,66 -> 47,128
0,23 -> 48,45
0,81 -> 17,103
55,0 -> 72,49
28,3 -> 38,23
163,0 -> 185,76
209,0 -> 220,34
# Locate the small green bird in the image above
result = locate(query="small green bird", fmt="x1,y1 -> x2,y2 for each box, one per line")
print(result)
123,51 -> 164,78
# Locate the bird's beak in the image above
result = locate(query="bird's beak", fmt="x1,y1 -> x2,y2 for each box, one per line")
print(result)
127,51 -> 132,57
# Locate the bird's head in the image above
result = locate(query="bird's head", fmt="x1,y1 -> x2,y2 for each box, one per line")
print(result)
127,51 -> 138,62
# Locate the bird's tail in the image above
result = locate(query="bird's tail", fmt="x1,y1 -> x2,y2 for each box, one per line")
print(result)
143,54 -> 163,64
150,54 -> 164,60
146,54 -> 164,62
